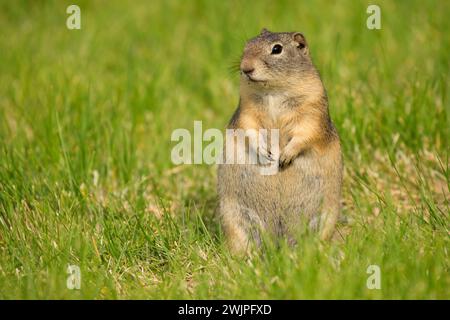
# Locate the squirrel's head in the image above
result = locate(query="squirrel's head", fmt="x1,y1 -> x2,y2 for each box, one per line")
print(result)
240,29 -> 317,92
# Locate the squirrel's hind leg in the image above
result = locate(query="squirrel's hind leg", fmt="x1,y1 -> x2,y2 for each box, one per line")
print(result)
219,198 -> 251,255
319,160 -> 343,240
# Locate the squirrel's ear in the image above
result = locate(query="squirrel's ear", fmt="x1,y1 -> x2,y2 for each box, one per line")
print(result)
293,32 -> 308,54
260,28 -> 270,36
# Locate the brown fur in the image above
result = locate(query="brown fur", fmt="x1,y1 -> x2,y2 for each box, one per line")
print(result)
217,30 -> 343,254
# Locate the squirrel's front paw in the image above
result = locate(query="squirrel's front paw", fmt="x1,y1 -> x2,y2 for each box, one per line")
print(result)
279,147 -> 296,169
258,145 -> 275,164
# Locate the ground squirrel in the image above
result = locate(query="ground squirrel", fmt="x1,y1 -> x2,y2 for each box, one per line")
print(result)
217,29 -> 343,254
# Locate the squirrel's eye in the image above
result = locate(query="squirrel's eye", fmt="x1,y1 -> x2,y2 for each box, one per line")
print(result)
271,44 -> 283,55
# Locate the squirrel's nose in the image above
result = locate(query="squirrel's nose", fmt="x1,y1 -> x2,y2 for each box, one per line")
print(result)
240,59 -> 255,75
242,66 -> 255,75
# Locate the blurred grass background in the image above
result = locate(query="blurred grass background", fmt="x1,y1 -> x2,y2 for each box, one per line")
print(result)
0,0 -> 448,299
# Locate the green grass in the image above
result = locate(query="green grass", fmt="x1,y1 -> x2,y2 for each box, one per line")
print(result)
0,0 -> 448,299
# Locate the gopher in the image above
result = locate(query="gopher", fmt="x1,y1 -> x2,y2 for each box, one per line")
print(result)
217,29 -> 343,254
